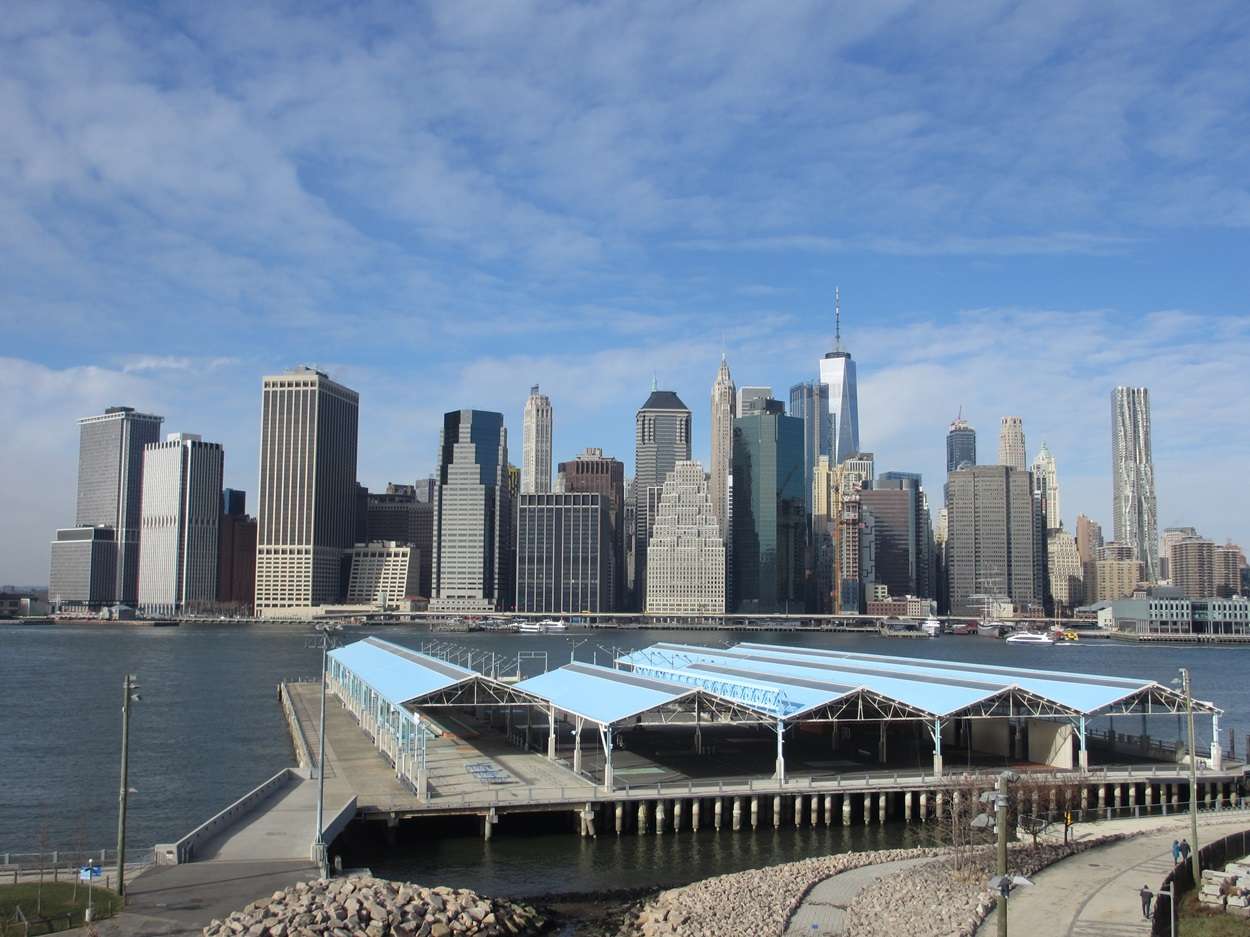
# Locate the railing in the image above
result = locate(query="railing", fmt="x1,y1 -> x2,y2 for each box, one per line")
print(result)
153,768 -> 298,864
1153,827 -> 1250,936
0,848 -> 154,888
279,682 -> 313,770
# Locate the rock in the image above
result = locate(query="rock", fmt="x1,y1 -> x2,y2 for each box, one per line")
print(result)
429,924 -> 451,937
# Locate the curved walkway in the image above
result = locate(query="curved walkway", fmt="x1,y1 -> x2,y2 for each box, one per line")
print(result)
785,857 -> 932,936
978,813 -> 1250,937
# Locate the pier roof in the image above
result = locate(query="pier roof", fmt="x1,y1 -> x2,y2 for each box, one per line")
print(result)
329,637 -> 476,708
515,662 -> 697,726
616,642 -> 1215,720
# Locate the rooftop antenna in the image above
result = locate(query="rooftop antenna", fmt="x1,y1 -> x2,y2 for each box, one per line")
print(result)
834,287 -> 842,352
651,372 -> 658,392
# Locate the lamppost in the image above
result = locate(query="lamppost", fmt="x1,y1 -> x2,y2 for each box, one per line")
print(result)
312,623 -> 342,875
115,674 -> 140,897
1174,667 -> 1201,883
973,770 -> 1029,937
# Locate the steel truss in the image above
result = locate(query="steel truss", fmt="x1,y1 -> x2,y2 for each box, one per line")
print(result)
1090,684 -> 1221,718
403,676 -> 548,710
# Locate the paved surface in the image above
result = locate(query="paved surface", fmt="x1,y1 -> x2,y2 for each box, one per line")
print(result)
196,777 -> 321,861
784,857 -> 932,936
979,813 -> 1250,937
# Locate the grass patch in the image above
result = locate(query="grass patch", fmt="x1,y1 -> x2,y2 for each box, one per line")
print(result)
0,882 -> 122,935
1178,890 -> 1250,937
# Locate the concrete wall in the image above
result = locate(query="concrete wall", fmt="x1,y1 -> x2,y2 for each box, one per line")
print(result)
154,767 -> 298,864
1028,720 -> 1074,768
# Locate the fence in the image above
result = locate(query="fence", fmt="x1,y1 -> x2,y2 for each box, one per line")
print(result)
0,849 -> 153,887
1152,827 -> 1250,936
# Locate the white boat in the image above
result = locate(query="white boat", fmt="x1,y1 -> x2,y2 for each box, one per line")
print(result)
921,617 -> 942,638
538,618 -> 567,631
1005,630 -> 1055,645
517,621 -> 544,633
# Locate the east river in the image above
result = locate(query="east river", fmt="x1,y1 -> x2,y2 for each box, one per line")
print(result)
1,623 -> 1246,896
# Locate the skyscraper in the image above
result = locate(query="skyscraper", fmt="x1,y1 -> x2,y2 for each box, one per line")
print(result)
137,433 -> 224,616
946,465 -> 1038,616
645,461 -> 725,615
946,413 -> 976,473
997,416 -> 1026,471
1075,514 -> 1103,566
521,385 -> 553,495
515,493 -> 610,612
1159,526 -> 1199,581
1031,442 -> 1060,530
633,387 -> 691,606
731,398 -> 805,613
72,406 -> 164,605
1112,386 -> 1159,580
430,409 -> 510,611
789,380 -> 832,516
818,288 -> 860,464
1046,529 -> 1084,613
710,357 -> 736,536
870,471 -> 935,599
557,448 -> 625,610
1171,537 -> 1215,598
255,368 -> 359,614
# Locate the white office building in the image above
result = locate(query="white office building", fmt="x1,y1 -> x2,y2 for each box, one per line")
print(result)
521,384 -> 552,494
645,461 -> 725,616
346,542 -> 420,608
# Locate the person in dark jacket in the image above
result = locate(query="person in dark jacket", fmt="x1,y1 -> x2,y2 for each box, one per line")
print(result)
1140,884 -> 1154,918
1180,839 -> 1192,861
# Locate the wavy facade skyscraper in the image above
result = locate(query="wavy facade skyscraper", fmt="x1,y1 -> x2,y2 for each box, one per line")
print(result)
1112,386 -> 1159,581
818,289 -> 860,464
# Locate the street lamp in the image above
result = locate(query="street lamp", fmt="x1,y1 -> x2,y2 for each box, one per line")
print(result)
116,674 -> 140,897
1172,667 -> 1201,884
312,623 -> 342,875
972,770 -> 1029,937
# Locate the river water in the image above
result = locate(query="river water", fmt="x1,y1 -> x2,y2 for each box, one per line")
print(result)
1,623 -> 1246,895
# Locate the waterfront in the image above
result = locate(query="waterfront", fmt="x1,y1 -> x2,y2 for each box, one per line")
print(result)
2,622 -> 1247,895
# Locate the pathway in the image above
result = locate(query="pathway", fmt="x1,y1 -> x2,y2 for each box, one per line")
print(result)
978,812 -> 1250,937
784,857 -> 932,936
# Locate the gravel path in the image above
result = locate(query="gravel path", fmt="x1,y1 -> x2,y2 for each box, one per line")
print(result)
784,857 -> 932,936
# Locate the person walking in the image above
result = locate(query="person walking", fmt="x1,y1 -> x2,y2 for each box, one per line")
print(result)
1140,884 -> 1154,919
1180,838 -> 1192,862
1172,839 -> 1181,864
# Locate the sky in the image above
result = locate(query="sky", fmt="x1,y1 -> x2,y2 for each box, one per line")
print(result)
2,0 -> 1249,585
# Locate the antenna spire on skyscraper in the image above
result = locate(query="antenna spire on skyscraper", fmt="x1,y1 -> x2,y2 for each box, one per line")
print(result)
651,372 -> 658,392
834,286 -> 842,351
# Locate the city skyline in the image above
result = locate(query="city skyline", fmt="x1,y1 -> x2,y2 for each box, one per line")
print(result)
5,3 -> 1250,583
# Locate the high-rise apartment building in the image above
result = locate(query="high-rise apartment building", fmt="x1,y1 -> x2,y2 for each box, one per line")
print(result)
557,448 -> 625,610
997,416 -> 1026,471
1075,514 -> 1104,565
1171,537 -> 1215,598
633,388 -> 691,607
946,413 -> 976,473
818,288 -> 860,464
731,400 -> 804,613
255,368 -> 359,614
789,380 -> 832,517
1159,526 -> 1199,582
430,409 -> 511,611
521,385 -> 553,495
645,461 -> 725,616
515,493 -> 610,613
710,357 -> 736,536
1089,558 -> 1142,602
1112,386 -> 1159,581
842,452 -> 875,488
946,465 -> 1038,616
1031,442 -> 1060,530
71,406 -> 164,605
1215,544 -> 1246,598
137,433 -> 224,616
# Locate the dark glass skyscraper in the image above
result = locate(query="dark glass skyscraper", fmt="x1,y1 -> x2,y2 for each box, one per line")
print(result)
946,415 -> 976,473
788,380 -> 831,514
731,400 -> 805,613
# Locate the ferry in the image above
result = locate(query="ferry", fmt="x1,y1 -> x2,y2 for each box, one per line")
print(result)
517,618 -> 567,633
1004,630 -> 1055,646
921,617 -> 942,638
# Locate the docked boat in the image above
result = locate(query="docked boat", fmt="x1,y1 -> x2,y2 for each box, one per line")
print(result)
921,617 -> 942,638
1005,630 -> 1055,645
977,620 -> 1009,637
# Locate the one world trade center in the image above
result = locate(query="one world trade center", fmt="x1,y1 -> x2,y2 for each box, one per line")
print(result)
818,288 -> 860,464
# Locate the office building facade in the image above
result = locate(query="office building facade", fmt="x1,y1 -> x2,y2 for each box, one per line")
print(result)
1170,537 -> 1215,598
1046,528 -> 1084,613
346,542 -> 420,608
731,401 -> 805,613
515,493 -> 610,613
557,448 -> 625,610
431,409 -> 511,611
1112,386 -> 1159,581
73,406 -> 164,605
255,368 -> 360,614
521,385 -> 553,495
946,465 -> 1038,616
946,414 -> 976,473
789,379 -> 832,517
997,416 -> 1026,471
819,289 -> 860,464
1031,442 -> 1060,530
633,388 -> 691,607
137,433 -> 224,616
710,357 -> 736,536
218,508 -> 257,613
645,461 -> 725,616
49,527 -> 117,610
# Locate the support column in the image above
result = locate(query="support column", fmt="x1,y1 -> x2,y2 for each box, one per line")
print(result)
842,794 -> 852,826
751,796 -> 759,830
1077,716 -> 1089,772
773,795 -> 782,828
1205,785 -> 1214,810
1097,784 -> 1106,815
547,705 -> 556,760
484,808 -> 495,841
864,792 -> 873,825
919,791 -> 928,822
637,801 -> 648,834
931,718 -> 944,778
878,791 -> 887,824
904,791 -> 913,823
1171,783 -> 1179,811
794,795 -> 804,829
1210,714 -> 1223,771
952,789 -> 962,822
1080,785 -> 1089,816
572,716 -> 585,775
1113,783 -> 1122,814
715,797 -> 723,831
615,802 -> 624,835
1129,783 -> 1138,816
1031,788 -> 1040,818
655,800 -> 666,834
583,803 -> 596,838
775,720 -> 787,783
935,790 -> 944,818
1145,783 -> 1153,812
811,794 -> 819,828
674,800 -> 683,833
600,726 -> 614,792
824,794 -> 834,827
692,799 -> 701,832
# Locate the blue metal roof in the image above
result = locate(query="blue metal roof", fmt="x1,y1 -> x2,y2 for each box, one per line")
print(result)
515,662 -> 695,726
329,637 -> 475,708
617,641 -> 1199,719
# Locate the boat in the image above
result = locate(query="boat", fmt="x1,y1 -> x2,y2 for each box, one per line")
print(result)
921,617 -> 942,638
539,618 -> 567,632
977,620 -> 1009,637
1005,630 -> 1055,645
516,621 -> 544,633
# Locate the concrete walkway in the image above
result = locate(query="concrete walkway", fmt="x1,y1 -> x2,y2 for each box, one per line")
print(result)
784,857 -> 932,936
979,813 -> 1250,937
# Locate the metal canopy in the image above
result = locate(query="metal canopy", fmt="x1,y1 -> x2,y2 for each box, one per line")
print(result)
329,636 -> 476,708
515,662 -> 699,727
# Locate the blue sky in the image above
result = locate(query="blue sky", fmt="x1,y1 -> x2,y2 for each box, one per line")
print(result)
2,0 -> 1249,584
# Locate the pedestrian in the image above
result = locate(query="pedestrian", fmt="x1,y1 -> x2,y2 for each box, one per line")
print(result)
1140,884 -> 1153,919
1171,839 -> 1181,864
1180,838 -> 1192,861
